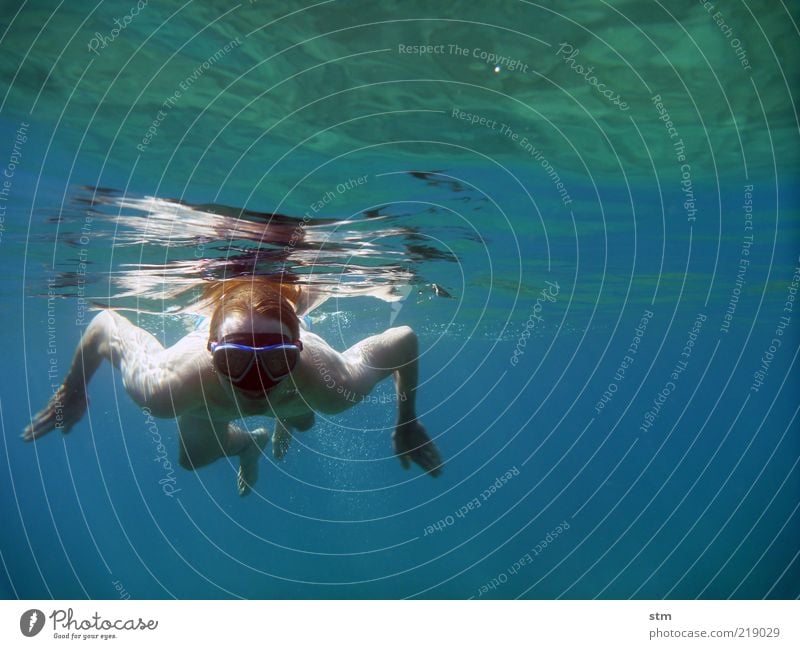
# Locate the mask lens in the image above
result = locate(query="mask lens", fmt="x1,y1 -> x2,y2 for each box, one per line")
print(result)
259,347 -> 298,379
235,362 -> 274,391
214,347 -> 253,380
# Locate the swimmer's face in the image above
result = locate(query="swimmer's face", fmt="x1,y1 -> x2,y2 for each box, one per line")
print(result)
213,313 -> 296,400
219,312 -> 293,341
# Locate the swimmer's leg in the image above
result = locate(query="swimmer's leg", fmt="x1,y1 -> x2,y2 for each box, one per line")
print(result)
177,416 -> 269,496
235,425 -> 270,497
272,419 -> 292,460
288,410 -> 315,432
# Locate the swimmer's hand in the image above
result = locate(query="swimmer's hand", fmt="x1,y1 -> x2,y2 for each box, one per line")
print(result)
22,383 -> 88,442
272,420 -> 292,460
237,426 -> 270,497
393,420 -> 443,477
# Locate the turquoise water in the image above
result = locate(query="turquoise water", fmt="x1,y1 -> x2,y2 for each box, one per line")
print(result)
1,1 -> 798,599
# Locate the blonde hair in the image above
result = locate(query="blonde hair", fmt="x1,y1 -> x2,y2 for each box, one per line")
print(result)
204,278 -> 301,342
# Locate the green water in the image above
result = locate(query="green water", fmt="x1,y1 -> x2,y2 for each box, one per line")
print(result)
2,2 -> 796,189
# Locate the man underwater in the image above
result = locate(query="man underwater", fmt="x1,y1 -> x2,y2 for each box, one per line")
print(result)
23,279 -> 443,495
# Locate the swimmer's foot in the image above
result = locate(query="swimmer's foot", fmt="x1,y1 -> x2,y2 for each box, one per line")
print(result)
237,428 -> 269,497
393,420 -> 443,477
22,382 -> 88,442
272,420 -> 292,460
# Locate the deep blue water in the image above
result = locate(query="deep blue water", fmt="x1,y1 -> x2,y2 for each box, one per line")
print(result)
0,1 -> 798,599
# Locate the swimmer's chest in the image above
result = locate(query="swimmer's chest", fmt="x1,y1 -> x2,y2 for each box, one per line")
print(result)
200,383 -> 309,420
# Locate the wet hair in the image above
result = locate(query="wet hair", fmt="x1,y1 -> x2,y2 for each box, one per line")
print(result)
205,278 -> 301,343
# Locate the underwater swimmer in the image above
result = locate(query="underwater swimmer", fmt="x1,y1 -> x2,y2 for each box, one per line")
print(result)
23,279 -> 442,495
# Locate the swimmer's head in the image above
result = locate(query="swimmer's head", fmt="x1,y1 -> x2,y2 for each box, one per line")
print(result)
207,279 -> 300,344
205,280 -> 301,397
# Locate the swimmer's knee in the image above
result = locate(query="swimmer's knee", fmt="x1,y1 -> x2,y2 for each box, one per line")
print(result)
178,451 -> 193,471
290,411 -> 315,432
178,435 -> 222,470
178,444 -> 193,471
178,443 -> 200,471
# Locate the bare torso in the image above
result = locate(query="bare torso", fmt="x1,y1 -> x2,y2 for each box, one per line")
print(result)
158,322 -> 364,423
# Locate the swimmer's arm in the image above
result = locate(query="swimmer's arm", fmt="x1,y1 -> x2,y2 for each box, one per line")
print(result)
24,311 -> 208,440
297,328 -> 442,475
297,328 -> 418,419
